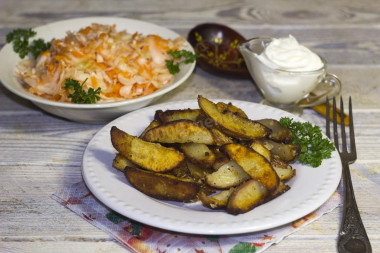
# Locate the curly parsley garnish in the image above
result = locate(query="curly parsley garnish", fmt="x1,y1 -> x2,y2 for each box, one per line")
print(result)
279,117 -> 335,168
64,78 -> 101,104
6,28 -> 51,59
166,49 -> 197,74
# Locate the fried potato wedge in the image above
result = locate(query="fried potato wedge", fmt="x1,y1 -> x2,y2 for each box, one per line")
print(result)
125,166 -> 199,202
111,126 -> 184,172
199,188 -> 234,209
155,109 -> 201,123
205,160 -> 250,189
212,155 -> 230,171
139,120 -> 160,138
266,181 -> 290,202
257,119 -> 292,143
198,95 -> 269,140
169,161 -> 192,179
112,153 -> 136,172
186,161 -> 213,180
180,143 -> 216,168
261,138 -> 301,163
249,139 -> 272,161
271,159 -> 296,181
143,120 -> 215,144
210,128 -> 233,146
216,101 -> 248,118
227,179 -> 268,215
220,143 -> 279,192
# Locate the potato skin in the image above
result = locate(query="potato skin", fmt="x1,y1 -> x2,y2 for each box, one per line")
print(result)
215,101 -> 248,118
112,153 -> 135,172
154,109 -> 201,123
227,179 -> 268,215
111,126 -> 184,172
220,143 -> 279,192
261,138 -> 301,163
199,188 -> 234,209
198,95 -> 270,140
125,166 -> 199,202
143,120 -> 215,144
257,119 -> 292,143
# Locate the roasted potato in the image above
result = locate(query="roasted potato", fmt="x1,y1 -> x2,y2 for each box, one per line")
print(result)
180,143 -> 216,168
198,95 -> 270,140
212,155 -> 230,171
199,188 -> 234,209
205,160 -> 250,189
110,96 -> 302,215
111,126 -> 184,172
216,101 -> 248,118
271,159 -> 296,181
210,128 -> 233,146
125,166 -> 199,202
186,161 -> 213,180
266,181 -> 290,202
250,140 -> 296,181
154,109 -> 201,123
261,138 -> 301,163
169,160 -> 192,179
143,120 -> 215,144
226,179 -> 268,215
249,139 -> 272,161
112,153 -> 136,172
139,120 -> 160,138
257,119 -> 292,143
220,143 -> 279,192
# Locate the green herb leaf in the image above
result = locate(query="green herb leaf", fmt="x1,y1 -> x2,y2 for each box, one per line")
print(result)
6,28 -> 36,59
6,28 -> 50,59
30,38 -> 51,59
166,49 -> 197,74
64,78 -> 101,104
279,117 -> 335,167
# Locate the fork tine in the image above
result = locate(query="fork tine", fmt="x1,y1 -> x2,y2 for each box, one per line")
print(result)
340,97 -> 347,153
332,97 -> 339,150
349,97 -> 357,160
326,97 -> 331,139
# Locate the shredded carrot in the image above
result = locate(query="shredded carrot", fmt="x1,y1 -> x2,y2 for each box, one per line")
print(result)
90,76 -> 98,88
72,50 -> 84,58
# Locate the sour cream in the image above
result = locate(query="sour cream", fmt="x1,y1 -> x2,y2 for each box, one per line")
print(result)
256,35 -> 324,72
238,35 -> 327,106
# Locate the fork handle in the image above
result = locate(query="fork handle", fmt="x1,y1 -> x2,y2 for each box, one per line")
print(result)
338,162 -> 372,253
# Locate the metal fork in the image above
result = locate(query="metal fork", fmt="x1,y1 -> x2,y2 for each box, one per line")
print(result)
326,97 -> 371,253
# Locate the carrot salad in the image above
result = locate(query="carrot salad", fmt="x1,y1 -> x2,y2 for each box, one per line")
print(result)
16,23 -> 186,102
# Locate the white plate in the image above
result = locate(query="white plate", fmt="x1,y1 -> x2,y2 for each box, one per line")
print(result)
0,17 -> 195,123
82,99 -> 342,235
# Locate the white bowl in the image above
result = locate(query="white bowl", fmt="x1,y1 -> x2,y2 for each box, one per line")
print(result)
0,17 -> 195,123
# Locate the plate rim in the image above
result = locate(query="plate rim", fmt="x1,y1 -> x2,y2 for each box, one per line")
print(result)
0,16 -> 195,109
81,98 -> 342,235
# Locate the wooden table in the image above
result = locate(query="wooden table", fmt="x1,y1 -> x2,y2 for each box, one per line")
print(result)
1,0 -> 379,252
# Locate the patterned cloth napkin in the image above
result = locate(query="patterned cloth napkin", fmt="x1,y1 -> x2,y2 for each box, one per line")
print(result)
52,181 -> 340,253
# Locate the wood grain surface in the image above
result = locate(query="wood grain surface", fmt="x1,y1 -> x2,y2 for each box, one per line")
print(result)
1,0 -> 379,252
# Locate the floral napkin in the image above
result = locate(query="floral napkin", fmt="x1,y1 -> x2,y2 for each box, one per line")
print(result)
52,181 -> 340,253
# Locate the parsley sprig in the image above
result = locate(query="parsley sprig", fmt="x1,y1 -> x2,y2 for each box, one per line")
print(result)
6,28 -> 51,59
279,117 -> 335,168
166,49 -> 197,74
64,78 -> 101,104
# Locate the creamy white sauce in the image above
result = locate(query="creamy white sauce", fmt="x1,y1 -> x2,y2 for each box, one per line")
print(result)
256,35 -> 323,72
247,35 -> 326,105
